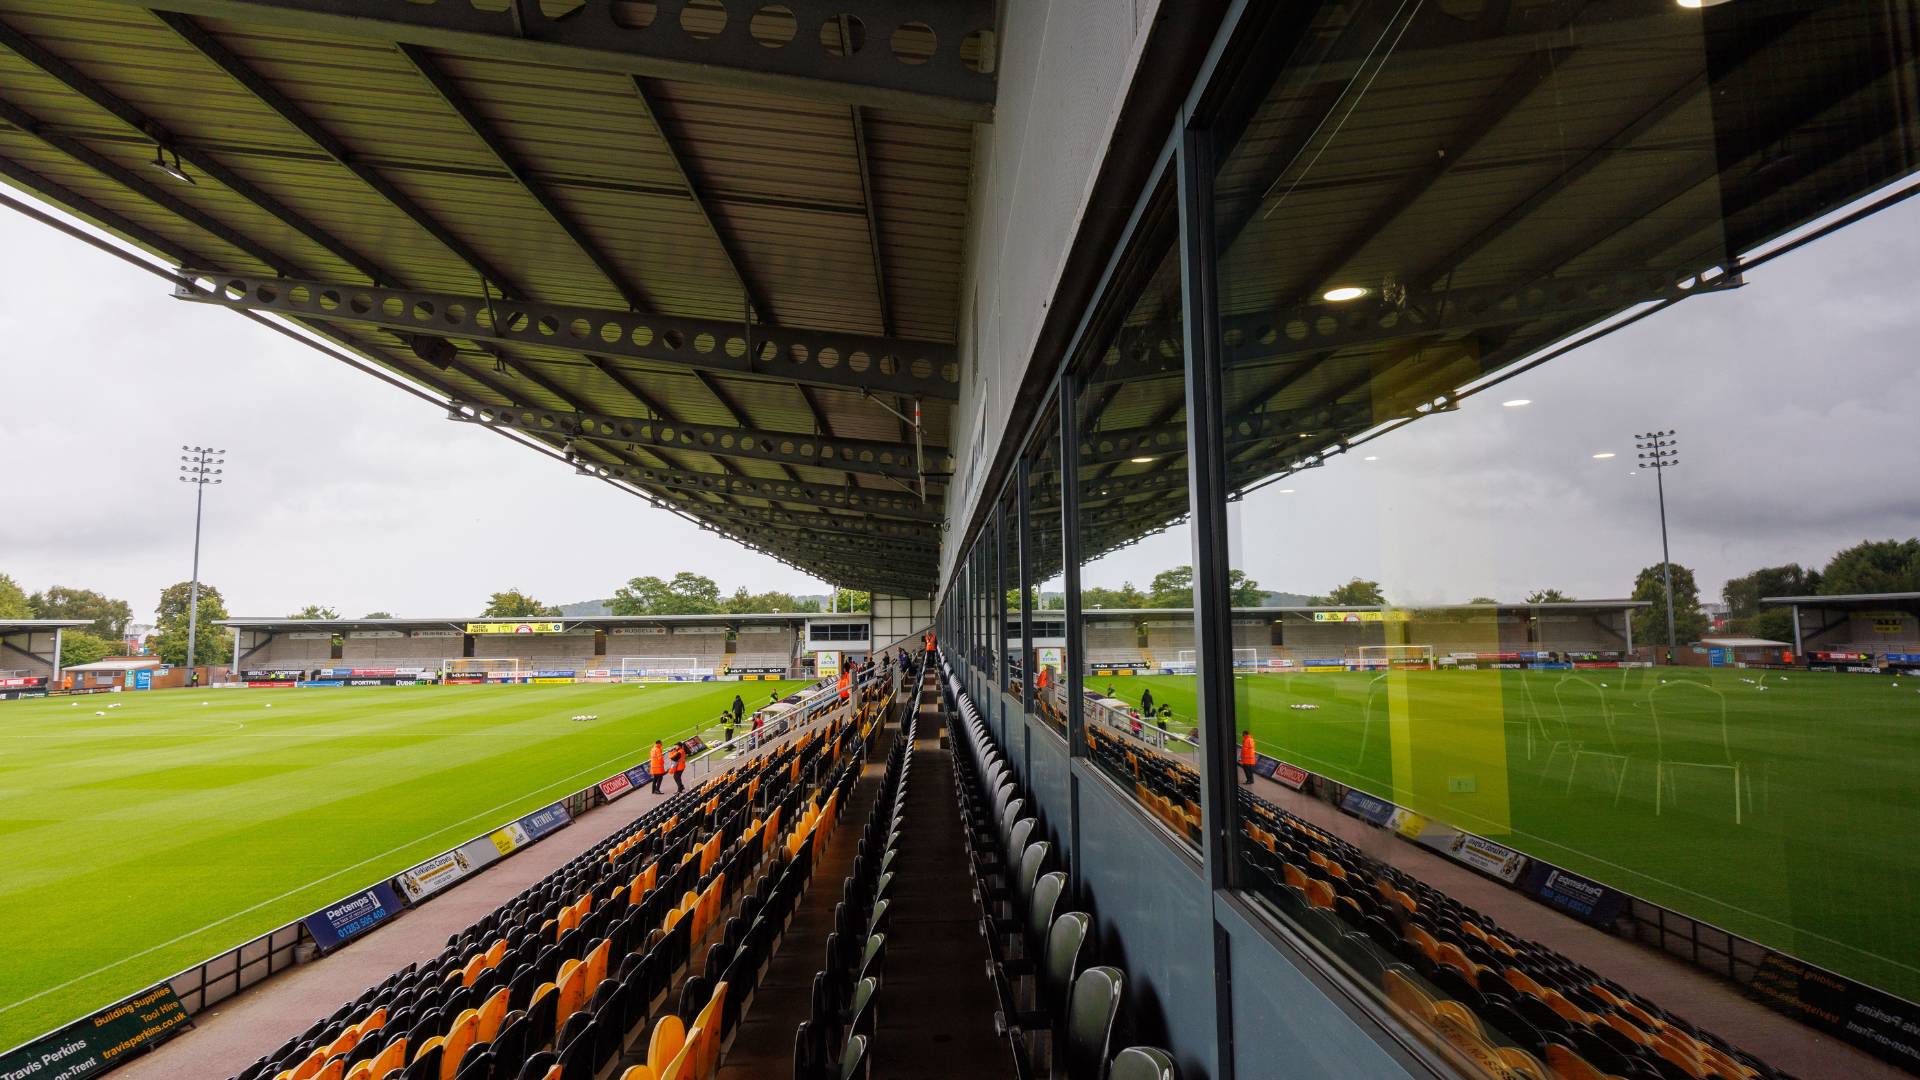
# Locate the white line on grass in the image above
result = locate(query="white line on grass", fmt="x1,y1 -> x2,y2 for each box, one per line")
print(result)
0,740 -> 656,1020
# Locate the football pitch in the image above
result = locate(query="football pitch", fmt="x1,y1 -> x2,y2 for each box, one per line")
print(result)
0,680 -> 806,1049
1098,668 -> 1920,1002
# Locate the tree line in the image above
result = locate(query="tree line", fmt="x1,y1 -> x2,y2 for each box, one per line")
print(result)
0,575 -> 231,667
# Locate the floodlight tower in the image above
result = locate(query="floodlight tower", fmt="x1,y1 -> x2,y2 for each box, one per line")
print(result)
179,446 -> 225,673
1635,430 -> 1679,663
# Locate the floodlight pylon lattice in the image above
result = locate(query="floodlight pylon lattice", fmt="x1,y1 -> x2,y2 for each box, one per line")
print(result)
1635,428 -> 1680,661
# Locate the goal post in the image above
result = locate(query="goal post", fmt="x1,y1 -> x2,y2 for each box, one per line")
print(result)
1356,645 -> 1434,670
444,658 -> 523,678
615,657 -> 706,680
1172,648 -> 1261,670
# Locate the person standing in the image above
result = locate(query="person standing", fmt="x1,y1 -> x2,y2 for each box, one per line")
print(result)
751,712 -> 764,749
649,740 -> 666,794
670,744 -> 687,791
1140,686 -> 1155,717
1240,730 -> 1257,784
732,693 -> 745,726
723,709 -> 736,745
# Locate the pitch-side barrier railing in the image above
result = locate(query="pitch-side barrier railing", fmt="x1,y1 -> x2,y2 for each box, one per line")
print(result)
2,667 -> 898,1074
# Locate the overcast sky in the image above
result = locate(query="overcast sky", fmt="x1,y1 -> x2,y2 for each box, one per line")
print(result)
6,186 -> 1918,621
0,204 -> 836,624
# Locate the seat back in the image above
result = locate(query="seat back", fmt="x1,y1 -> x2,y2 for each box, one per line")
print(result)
1064,967 -> 1125,1080
1042,912 -> 1091,1017
837,1034 -> 870,1080
1017,842 -> 1052,908
1006,818 -> 1036,865
1026,873 -> 1065,949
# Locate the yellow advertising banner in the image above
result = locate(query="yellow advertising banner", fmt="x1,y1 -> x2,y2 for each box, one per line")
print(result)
467,622 -> 564,634
1312,610 -> 1410,623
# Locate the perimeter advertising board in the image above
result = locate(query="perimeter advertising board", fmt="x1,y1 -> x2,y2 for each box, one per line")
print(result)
467,622 -> 564,634
0,984 -> 190,1080
302,881 -> 405,951
395,802 -> 571,901
1338,787 -> 1397,827
1748,952 -> 1920,1073
1518,861 -> 1628,925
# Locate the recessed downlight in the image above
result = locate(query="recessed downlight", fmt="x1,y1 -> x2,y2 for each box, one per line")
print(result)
1323,287 -> 1368,302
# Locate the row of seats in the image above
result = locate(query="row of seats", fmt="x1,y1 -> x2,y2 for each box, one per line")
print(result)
1084,723 -> 1201,848
232,671 -> 902,1080
940,659 -> 1177,1080
1237,793 -> 1784,1080
791,671 -> 924,1080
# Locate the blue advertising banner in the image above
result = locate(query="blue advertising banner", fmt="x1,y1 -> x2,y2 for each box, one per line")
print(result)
1250,753 -> 1282,779
1339,787 -> 1397,827
133,670 -> 152,690
1519,861 -> 1628,925
515,802 -> 571,842
303,881 -> 405,951
624,764 -> 652,787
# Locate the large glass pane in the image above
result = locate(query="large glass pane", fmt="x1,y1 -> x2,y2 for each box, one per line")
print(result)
1072,176 -> 1202,851
1000,481 -> 1025,703
1202,2 -> 1920,1079
1027,401 -> 1068,732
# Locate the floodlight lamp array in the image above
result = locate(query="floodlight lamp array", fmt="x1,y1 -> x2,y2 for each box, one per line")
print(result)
1633,429 -> 1678,469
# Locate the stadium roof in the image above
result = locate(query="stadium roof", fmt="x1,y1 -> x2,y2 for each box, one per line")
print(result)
0,619 -> 94,632
1075,602 -> 1650,615
1700,636 -> 1791,647
218,613 -> 864,630
62,657 -> 164,671
2,3 -> 1909,598
0,1 -> 975,595
1761,593 -> 1920,606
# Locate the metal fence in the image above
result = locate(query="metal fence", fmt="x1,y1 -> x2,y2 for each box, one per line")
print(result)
166,919 -> 311,1015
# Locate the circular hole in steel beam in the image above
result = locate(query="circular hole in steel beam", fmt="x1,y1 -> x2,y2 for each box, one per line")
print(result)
821,14 -> 864,55
891,21 -> 935,65
681,0 -> 727,40
751,5 -> 795,46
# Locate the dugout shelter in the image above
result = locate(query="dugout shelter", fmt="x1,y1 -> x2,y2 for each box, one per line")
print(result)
1761,591 -> 1920,668
0,618 -> 90,695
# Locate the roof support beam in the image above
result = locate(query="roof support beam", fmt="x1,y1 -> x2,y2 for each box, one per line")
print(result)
851,106 -> 891,337
662,502 -> 941,547
398,43 -> 650,311
446,400 -> 923,480
620,468 -> 943,522
0,17 -> 385,282
629,76 -> 772,322
0,152 -> 203,268
172,271 -> 961,399
149,11 -> 522,298
108,0 -> 997,121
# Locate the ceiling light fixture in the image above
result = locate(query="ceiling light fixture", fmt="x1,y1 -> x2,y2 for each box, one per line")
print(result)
1130,456 -> 1153,463
149,145 -> 193,184
1323,287 -> 1368,302
1676,0 -> 1735,8
1364,456 -> 1378,461
1593,452 -> 1616,459
1503,399 -> 1531,407
1279,489 -> 1295,493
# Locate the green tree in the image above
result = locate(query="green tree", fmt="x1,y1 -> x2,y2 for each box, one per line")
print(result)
483,588 -> 562,617
59,630 -> 115,668
1081,582 -> 1146,609
792,597 -> 823,613
363,611 -> 394,619
1146,566 -> 1191,607
610,573 -> 721,615
1313,578 -> 1385,606
27,586 -> 132,640
1819,539 -> 1920,596
154,581 -> 232,666
1526,588 -> 1574,604
290,604 -> 339,619
721,587 -> 798,614
1467,596 -> 1499,605
1630,563 -> 1708,652
833,588 -> 870,613
0,573 -> 34,619
1722,563 -> 1816,642
1229,570 -> 1264,607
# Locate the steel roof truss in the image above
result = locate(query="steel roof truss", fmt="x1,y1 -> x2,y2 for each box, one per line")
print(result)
447,400 -> 925,480
112,0 -> 997,121
174,271 -> 961,400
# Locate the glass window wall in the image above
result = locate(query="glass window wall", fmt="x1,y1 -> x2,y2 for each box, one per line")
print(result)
1191,2 -> 1920,1078
1027,399 -> 1068,732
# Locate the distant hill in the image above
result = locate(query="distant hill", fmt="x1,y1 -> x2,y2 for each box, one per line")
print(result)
558,599 -> 612,616
1263,592 -> 1314,607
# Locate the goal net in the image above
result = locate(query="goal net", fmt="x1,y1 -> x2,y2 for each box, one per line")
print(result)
445,658 -> 523,678
1356,645 -> 1434,670
615,657 -> 706,679
1167,648 -> 1260,673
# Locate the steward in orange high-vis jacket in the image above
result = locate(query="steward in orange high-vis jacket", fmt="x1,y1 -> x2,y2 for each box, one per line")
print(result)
649,741 -> 666,794
1240,732 -> 1258,785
